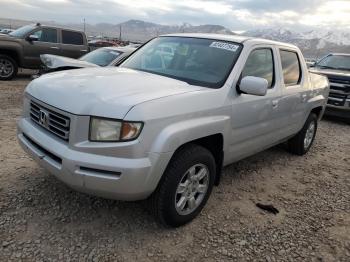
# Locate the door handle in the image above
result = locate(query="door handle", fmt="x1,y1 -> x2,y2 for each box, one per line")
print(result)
272,100 -> 279,108
80,50 -> 88,52
50,46 -> 60,49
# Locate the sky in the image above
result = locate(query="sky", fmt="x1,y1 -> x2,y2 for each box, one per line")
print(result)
0,0 -> 350,31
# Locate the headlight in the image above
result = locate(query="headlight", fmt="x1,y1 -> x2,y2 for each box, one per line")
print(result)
89,117 -> 143,142
40,55 -> 52,68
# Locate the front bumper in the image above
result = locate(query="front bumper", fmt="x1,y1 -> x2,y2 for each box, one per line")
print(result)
17,118 -> 172,201
325,104 -> 350,120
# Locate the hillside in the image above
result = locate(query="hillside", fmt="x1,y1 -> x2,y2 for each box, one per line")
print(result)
244,28 -> 350,58
1,18 -> 348,58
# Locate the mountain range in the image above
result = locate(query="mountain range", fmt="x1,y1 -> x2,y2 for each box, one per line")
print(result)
245,28 -> 350,58
1,18 -> 348,58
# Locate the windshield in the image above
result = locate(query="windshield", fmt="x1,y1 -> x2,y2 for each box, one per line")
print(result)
121,37 -> 242,88
316,55 -> 350,71
9,25 -> 36,38
80,48 -> 122,66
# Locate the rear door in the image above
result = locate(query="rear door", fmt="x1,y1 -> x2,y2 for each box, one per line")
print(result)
276,48 -> 307,135
228,45 -> 286,162
22,27 -> 60,68
60,30 -> 88,58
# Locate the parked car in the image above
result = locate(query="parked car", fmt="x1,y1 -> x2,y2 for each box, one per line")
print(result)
17,34 -> 329,227
0,28 -> 14,35
309,53 -> 350,122
37,46 -> 137,76
88,40 -> 117,51
0,23 -> 89,80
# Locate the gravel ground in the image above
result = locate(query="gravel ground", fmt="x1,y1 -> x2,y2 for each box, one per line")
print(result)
0,76 -> 349,261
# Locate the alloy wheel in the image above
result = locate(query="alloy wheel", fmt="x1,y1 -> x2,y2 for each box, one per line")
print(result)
175,163 -> 209,216
0,58 -> 14,78
304,121 -> 315,150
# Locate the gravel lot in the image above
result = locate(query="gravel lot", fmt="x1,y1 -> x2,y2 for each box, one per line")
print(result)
0,76 -> 349,261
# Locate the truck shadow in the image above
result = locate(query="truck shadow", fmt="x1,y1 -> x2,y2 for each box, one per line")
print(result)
322,116 -> 349,125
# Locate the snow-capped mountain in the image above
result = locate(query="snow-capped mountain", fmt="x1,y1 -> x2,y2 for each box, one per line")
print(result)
1,17 -> 348,58
244,28 -> 350,58
108,20 -> 234,42
299,30 -> 350,46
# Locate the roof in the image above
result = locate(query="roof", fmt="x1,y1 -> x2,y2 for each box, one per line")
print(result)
161,33 -> 298,49
32,23 -> 85,34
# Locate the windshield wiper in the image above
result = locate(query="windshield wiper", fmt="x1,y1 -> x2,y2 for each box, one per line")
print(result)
336,67 -> 350,71
317,65 -> 338,70
318,65 -> 350,71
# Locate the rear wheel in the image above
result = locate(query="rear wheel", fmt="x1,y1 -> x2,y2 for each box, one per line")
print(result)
149,144 -> 216,227
288,113 -> 318,155
0,55 -> 18,80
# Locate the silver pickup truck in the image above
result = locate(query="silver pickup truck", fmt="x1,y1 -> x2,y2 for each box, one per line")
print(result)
17,34 -> 329,227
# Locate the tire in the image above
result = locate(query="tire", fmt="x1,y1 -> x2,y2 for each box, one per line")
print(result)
0,55 -> 18,80
149,144 -> 216,227
288,113 -> 318,155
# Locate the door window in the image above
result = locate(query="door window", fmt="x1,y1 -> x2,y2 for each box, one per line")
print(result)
32,28 -> 57,43
62,30 -> 84,45
280,50 -> 301,86
241,48 -> 274,88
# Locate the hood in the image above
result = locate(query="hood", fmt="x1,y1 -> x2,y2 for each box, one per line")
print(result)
0,34 -> 17,42
26,67 -> 203,119
309,67 -> 350,78
40,54 -> 99,69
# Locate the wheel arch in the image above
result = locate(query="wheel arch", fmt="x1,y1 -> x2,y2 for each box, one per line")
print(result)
0,48 -> 20,66
164,133 -> 224,187
311,106 -> 324,121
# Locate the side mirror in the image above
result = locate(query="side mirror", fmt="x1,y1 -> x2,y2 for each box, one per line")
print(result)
238,76 -> 268,96
27,35 -> 39,42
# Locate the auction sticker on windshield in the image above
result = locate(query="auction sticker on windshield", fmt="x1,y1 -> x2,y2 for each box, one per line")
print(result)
210,42 -> 239,52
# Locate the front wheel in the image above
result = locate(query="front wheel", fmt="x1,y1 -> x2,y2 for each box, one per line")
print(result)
0,55 -> 18,80
288,113 -> 318,155
149,144 -> 216,227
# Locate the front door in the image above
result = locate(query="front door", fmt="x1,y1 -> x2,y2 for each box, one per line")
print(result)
22,27 -> 61,68
226,46 -> 285,163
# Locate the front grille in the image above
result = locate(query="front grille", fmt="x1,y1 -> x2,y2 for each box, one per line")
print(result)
30,101 -> 70,141
329,84 -> 350,93
328,77 -> 350,86
327,92 -> 348,106
328,76 -> 350,93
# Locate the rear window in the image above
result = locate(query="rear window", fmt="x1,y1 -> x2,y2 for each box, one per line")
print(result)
280,50 -> 301,86
80,49 -> 122,66
62,30 -> 84,45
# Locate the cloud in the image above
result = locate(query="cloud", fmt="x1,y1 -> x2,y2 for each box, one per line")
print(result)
0,0 -> 349,31
232,0 -> 329,13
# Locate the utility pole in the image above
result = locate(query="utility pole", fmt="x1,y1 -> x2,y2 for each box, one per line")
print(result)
119,25 -> 122,41
83,18 -> 86,33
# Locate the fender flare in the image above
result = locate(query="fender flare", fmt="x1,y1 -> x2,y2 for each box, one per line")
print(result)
150,115 -> 230,154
